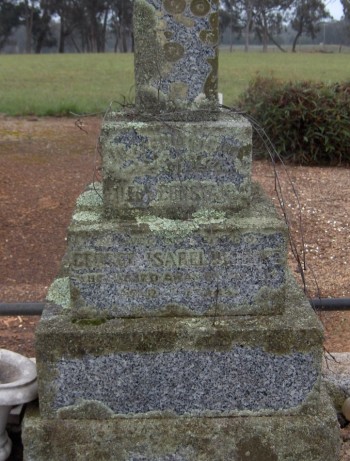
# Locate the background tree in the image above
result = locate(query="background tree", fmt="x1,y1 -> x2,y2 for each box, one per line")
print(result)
48,0 -> 81,53
48,0 -> 112,53
341,0 -> 350,18
219,0 -> 242,51
290,0 -> 329,52
110,0 -> 133,52
341,0 -> 350,40
241,0 -> 254,52
252,0 -> 292,52
0,1 -> 22,51
31,0 -> 56,53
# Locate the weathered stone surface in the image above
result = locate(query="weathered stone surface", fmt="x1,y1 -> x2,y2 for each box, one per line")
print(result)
67,185 -> 286,318
36,275 -> 323,418
133,0 -> 219,115
44,347 -> 319,417
23,388 -> 341,461
101,112 -> 252,219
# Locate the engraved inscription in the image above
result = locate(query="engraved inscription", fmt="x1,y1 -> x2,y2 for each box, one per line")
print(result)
111,183 -> 241,206
147,250 -> 205,267
70,233 -> 286,314
72,252 -> 135,268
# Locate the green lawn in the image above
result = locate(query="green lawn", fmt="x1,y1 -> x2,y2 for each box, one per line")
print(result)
1,51 -> 349,116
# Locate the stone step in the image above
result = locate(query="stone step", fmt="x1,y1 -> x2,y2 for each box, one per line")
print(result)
37,275 -> 323,419
23,386 -> 340,461
100,113 -> 252,220
68,183 -> 287,319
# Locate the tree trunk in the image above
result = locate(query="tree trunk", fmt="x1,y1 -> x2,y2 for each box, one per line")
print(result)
24,0 -> 33,54
121,24 -> 128,52
58,20 -> 65,53
262,13 -> 268,53
267,32 -> 287,52
244,3 -> 252,53
70,35 -> 81,53
100,9 -> 109,53
292,30 -> 302,52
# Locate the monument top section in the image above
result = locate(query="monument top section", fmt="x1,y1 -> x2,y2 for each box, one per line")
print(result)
133,0 -> 219,118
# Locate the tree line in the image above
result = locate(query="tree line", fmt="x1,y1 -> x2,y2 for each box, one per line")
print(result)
0,0 -> 349,54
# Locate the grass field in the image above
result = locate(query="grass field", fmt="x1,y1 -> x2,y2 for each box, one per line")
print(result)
1,51 -> 350,116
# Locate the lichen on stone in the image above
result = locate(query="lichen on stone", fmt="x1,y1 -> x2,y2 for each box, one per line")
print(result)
46,277 -> 71,309
137,210 -> 227,239
76,188 -> 103,210
137,215 -> 200,239
72,211 -> 102,223
192,209 -> 226,223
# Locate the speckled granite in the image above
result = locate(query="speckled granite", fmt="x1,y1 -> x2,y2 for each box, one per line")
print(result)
133,0 -> 219,114
35,274 -> 324,419
67,185 -> 287,318
23,388 -> 341,461
50,346 -> 318,416
101,113 -> 252,219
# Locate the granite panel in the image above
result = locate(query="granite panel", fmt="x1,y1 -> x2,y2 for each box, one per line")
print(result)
101,113 -> 252,219
49,346 -> 318,416
36,275 -> 324,418
69,229 -> 286,317
67,185 -> 287,318
133,0 -> 219,114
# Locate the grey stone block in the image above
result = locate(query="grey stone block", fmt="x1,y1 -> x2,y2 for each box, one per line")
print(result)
67,185 -> 287,318
101,113 -> 252,219
47,346 -> 319,417
36,275 -> 324,418
23,387 -> 340,461
133,0 -> 219,115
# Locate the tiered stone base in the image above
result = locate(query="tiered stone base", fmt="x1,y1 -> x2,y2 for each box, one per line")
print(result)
22,276 -> 340,460
23,389 -> 340,461
34,277 -> 322,419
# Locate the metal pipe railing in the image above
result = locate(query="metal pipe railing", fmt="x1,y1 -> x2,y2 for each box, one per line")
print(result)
310,298 -> 350,311
0,299 -> 350,316
0,303 -> 45,316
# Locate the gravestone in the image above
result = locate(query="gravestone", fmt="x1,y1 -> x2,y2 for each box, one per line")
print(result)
23,1 -> 340,459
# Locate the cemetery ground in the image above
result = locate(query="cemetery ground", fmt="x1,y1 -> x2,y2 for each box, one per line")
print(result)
0,115 -> 349,459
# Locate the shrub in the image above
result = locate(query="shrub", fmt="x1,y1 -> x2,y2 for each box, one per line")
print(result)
237,76 -> 350,165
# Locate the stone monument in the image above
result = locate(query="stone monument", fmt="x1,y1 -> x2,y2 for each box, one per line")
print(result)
23,1 -> 340,459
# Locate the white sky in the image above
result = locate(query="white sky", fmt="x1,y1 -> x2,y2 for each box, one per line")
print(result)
325,0 -> 344,20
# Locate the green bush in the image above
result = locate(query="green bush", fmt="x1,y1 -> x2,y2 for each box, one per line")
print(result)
237,76 -> 350,165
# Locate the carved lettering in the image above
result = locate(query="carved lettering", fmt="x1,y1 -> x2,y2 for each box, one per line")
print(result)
127,185 -> 144,202
148,252 -> 165,266
164,252 -> 178,267
111,184 -> 146,203
73,253 -> 105,267
210,251 -> 227,266
157,184 -> 227,203
72,252 -> 135,268
121,287 -> 159,298
79,273 -> 103,284
188,250 -> 204,266
147,250 -> 205,267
